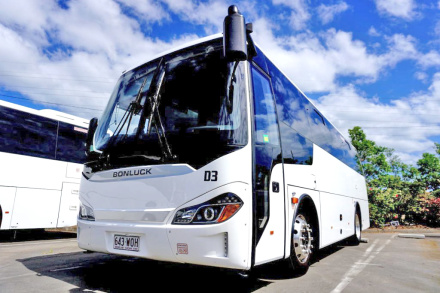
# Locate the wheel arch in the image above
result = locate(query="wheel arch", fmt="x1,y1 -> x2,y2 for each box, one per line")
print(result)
293,194 -> 320,250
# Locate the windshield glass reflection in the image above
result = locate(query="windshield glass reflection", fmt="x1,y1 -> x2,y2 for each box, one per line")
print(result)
93,39 -> 248,170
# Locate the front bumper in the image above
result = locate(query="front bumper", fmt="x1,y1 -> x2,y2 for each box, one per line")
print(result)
77,202 -> 251,270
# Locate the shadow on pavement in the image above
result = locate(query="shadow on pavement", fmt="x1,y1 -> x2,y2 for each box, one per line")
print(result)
0,229 -> 76,243
18,252 -> 270,293
253,243 -> 344,280
16,241 -> 348,292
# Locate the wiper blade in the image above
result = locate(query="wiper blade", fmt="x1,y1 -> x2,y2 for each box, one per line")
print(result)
146,70 -> 176,161
106,73 -> 151,149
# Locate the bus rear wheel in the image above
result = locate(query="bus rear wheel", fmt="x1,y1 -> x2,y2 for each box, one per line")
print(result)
290,212 -> 314,272
348,210 -> 361,245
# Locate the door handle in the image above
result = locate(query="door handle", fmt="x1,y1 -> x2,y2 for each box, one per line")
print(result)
272,181 -> 280,193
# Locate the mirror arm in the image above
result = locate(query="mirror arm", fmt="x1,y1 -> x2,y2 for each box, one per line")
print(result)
246,23 -> 257,60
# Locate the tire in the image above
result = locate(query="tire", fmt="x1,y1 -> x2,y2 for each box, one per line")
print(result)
348,210 -> 361,245
290,210 -> 315,273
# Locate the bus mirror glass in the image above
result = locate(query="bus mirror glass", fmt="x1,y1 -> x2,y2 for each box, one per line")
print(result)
223,5 -> 248,61
86,117 -> 98,155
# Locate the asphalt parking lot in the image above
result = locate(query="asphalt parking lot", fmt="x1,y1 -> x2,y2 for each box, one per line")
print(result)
0,229 -> 439,293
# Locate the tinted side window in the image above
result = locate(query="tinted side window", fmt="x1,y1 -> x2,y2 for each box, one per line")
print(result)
322,118 -> 358,169
307,108 -> 332,146
56,122 -> 87,163
266,59 -> 313,165
0,106 -> 57,159
251,66 -> 280,146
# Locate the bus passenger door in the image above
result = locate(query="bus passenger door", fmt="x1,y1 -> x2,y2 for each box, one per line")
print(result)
251,65 -> 285,265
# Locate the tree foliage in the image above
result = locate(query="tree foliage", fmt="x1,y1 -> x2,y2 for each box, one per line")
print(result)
349,126 -> 440,227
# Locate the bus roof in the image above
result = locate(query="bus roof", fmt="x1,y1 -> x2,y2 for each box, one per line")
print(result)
0,99 -> 89,129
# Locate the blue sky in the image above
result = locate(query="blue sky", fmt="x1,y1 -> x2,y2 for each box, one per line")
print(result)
0,0 -> 439,165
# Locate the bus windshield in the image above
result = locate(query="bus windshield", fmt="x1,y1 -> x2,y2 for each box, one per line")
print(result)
93,40 -> 248,170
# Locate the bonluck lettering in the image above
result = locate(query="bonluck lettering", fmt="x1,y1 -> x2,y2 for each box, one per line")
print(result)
113,168 -> 152,178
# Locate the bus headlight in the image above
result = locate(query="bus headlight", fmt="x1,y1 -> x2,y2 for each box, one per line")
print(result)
172,193 -> 243,224
79,203 -> 95,221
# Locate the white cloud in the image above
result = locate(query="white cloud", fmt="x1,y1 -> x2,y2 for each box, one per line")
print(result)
374,0 -> 417,20
417,50 -> 440,68
368,26 -> 381,37
272,0 -> 310,30
160,0 -> 229,34
317,2 -> 349,24
116,0 -> 169,23
414,71 -> 428,82
0,0 -> 200,119
253,18 -> 419,93
313,79 -> 440,165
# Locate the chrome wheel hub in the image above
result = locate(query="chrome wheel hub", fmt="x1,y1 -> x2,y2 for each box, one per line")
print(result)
355,213 -> 361,240
293,214 -> 313,264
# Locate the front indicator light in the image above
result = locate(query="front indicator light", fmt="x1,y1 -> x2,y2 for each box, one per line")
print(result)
217,204 -> 241,223
173,193 -> 243,225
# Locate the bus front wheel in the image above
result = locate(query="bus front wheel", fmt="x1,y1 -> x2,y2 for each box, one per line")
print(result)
290,210 -> 315,272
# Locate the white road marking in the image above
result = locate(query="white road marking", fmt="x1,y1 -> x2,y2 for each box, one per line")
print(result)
50,265 -> 83,272
330,235 -> 396,293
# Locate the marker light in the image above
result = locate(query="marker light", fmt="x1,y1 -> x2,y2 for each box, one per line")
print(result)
79,203 -> 95,221
173,193 -> 243,225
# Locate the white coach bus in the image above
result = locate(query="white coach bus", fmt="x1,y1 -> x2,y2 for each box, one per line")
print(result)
78,6 -> 369,272
0,100 -> 88,230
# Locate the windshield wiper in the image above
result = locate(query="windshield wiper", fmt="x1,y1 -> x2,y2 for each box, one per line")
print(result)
139,69 -> 176,161
106,74 -> 151,150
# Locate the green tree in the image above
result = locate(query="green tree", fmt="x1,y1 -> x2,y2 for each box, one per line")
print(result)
348,126 -> 392,185
348,126 -> 434,227
417,153 -> 440,191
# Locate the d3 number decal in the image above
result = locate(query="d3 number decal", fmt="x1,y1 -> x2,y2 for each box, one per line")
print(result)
204,171 -> 218,181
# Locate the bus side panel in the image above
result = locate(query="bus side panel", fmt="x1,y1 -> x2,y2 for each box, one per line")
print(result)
10,189 -> 61,229
319,192 -> 355,246
66,162 -> 83,179
313,145 -> 369,247
0,152 -> 68,191
0,186 -> 17,230
313,145 -> 367,201
57,182 -> 80,227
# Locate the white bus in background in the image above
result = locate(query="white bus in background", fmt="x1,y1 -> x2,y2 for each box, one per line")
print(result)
78,6 -> 369,273
0,99 -> 89,230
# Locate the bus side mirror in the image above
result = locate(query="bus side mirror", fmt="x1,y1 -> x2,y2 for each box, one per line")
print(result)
86,117 -> 98,155
223,5 -> 248,61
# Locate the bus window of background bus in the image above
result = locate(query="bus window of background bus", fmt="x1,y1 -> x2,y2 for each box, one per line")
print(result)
0,106 -> 57,159
56,122 -> 88,163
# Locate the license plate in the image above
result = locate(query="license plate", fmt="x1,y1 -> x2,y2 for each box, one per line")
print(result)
113,235 -> 140,252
